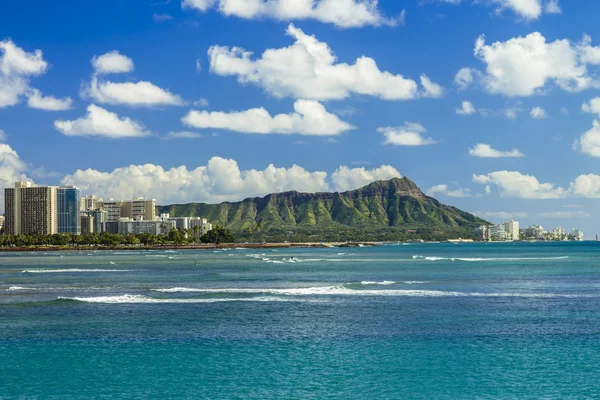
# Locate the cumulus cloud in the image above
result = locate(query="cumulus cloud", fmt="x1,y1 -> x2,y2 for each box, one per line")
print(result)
530,106 -> 547,119
582,97 -> 600,115
570,174 -> 600,198
379,122 -> 437,146
91,50 -> 134,75
86,51 -> 184,107
85,77 -> 184,108
427,184 -> 471,198
456,100 -> 475,115
60,157 -> 401,204
182,0 -> 401,28
474,211 -> 529,220
454,67 -> 475,90
473,171 -> 566,199
469,143 -> 524,158
54,104 -> 150,139
576,120 -> 600,158
461,32 -> 598,97
208,24 -> 439,101
0,129 -> 7,142
182,100 -> 354,136
331,165 -> 401,192
0,143 -> 30,212
168,131 -> 203,139
428,0 -> 559,20
0,39 -> 48,108
26,89 -> 73,111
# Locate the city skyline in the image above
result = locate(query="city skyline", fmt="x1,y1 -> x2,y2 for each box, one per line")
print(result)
3,0 -> 600,238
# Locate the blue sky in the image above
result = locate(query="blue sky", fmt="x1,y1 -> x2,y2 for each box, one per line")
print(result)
1,0 -> 600,237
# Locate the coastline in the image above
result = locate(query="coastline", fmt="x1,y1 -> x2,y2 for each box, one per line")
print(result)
0,242 -> 382,252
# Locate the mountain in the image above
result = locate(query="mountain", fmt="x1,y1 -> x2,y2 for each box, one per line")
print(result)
157,177 -> 488,242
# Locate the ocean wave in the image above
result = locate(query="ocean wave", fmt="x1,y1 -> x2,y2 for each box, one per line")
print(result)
21,269 -> 133,274
150,286 -> 591,298
360,281 -> 397,285
412,255 -> 569,262
57,295 -> 312,304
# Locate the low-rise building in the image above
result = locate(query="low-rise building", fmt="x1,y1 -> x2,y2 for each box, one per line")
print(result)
569,229 -> 584,241
117,216 -> 176,236
168,216 -> 213,237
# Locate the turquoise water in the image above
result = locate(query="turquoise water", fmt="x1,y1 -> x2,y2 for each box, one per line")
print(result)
1,242 -> 600,399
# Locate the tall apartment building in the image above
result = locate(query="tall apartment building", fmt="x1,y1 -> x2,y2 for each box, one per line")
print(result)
120,198 -> 156,220
102,199 -> 123,222
502,220 -> 520,241
80,195 -> 103,211
57,186 -> 81,235
4,182 -> 58,235
81,215 -> 94,234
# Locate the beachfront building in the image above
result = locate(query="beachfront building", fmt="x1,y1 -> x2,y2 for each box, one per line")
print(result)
168,216 -> 213,237
549,227 -> 567,241
502,220 -> 519,241
4,182 -> 58,235
57,186 -> 81,235
102,199 -> 123,223
81,214 -> 94,234
80,195 -> 103,211
569,229 -> 584,241
117,215 -> 176,235
0,215 -> 4,232
489,224 -> 509,241
475,225 -> 489,241
522,225 -> 546,240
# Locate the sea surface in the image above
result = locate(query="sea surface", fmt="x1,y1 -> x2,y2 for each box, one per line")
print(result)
1,242 -> 600,399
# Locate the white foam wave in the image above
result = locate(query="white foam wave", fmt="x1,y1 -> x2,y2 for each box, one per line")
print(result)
150,286 -> 590,298
22,269 -> 133,274
412,255 -> 569,262
360,281 -> 396,285
59,295 -> 312,304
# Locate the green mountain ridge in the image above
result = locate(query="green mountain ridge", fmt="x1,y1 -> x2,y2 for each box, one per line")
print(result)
158,177 -> 489,242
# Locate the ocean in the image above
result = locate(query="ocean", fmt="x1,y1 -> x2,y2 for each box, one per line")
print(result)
1,242 -> 599,399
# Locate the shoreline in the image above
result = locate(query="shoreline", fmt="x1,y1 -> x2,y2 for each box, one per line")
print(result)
0,242 -> 381,253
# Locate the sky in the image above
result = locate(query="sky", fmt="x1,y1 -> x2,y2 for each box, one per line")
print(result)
2,0 -> 600,237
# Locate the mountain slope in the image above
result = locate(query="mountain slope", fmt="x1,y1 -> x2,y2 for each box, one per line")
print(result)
158,178 -> 488,241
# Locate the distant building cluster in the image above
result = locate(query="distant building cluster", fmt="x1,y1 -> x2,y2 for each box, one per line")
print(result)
477,220 -> 584,242
3,182 -> 213,237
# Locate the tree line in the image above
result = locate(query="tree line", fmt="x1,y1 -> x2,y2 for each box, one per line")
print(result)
0,226 -> 235,248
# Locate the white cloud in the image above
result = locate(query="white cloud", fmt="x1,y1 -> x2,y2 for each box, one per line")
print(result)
0,39 -> 48,108
464,32 -> 595,97
91,51 -> 134,75
454,67 -> 475,90
153,13 -> 173,23
469,143 -> 524,158
182,0 -> 400,28
26,89 -> 73,111
427,184 -> 471,198
537,211 -> 590,218
577,120 -> 600,158
474,211 -> 529,220
429,0 -> 559,20
570,174 -> 600,198
61,157 -> 401,205
530,106 -> 547,119
472,171 -> 567,199
0,143 -> 30,212
195,58 -> 202,72
85,77 -> 184,108
208,24 -> 439,101
560,107 -> 569,115
544,0 -> 561,14
582,97 -> 600,115
182,100 -> 353,136
456,100 -> 475,115
420,74 -> 444,98
193,98 -> 209,107
168,131 -> 203,139
54,104 -> 150,139
379,122 -> 437,146
0,129 -> 7,142
331,165 -> 401,192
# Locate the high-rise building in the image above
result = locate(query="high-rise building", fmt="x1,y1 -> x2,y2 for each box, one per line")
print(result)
0,215 -> 4,232
80,195 -> 103,211
102,199 -> 123,222
4,182 -> 58,235
81,215 -> 94,234
121,198 -> 156,221
502,220 -> 520,241
57,186 -> 81,235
